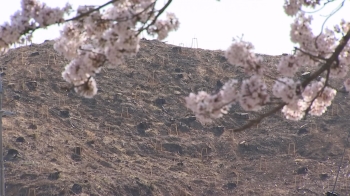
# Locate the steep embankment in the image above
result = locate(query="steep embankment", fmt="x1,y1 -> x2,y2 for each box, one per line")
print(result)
0,39 -> 349,195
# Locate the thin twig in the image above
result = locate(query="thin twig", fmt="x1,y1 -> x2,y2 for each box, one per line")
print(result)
331,134 -> 349,193
264,74 -> 298,87
0,0 -> 118,48
301,0 -> 339,14
233,103 -> 285,132
294,47 -> 327,61
65,0 -> 118,22
95,1 -> 156,23
314,0 -> 346,47
136,0 -> 173,35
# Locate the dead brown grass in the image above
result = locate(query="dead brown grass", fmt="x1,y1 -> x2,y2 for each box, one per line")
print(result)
0,39 -> 349,195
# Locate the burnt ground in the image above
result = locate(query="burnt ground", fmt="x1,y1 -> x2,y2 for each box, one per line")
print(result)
1,39 -> 350,195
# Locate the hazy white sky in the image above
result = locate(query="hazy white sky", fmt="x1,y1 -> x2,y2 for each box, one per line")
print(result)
0,0 -> 349,55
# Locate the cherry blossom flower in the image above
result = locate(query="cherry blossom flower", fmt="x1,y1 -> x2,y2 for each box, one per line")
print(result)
225,41 -> 264,75
273,77 -> 302,103
239,75 -> 269,111
184,79 -> 239,124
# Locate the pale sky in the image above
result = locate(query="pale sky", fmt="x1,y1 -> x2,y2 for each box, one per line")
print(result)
0,0 -> 349,55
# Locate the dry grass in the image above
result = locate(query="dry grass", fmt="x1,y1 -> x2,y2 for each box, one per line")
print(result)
0,39 -> 349,195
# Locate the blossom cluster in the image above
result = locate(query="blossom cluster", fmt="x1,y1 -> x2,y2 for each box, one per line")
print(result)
61,51 -> 106,98
0,0 -> 71,53
281,78 -> 337,120
225,40 -> 264,75
272,77 -> 301,103
1,0 -> 179,97
239,75 -> 270,111
54,0 -> 179,97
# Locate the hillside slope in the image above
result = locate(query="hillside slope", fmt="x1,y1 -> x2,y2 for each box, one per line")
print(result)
1,39 -> 350,195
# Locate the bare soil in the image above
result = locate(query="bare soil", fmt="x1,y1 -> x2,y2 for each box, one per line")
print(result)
1,39 -> 350,195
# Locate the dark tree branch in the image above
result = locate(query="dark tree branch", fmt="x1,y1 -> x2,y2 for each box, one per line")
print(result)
302,67 -> 331,119
233,103 -> 285,132
305,28 -> 350,89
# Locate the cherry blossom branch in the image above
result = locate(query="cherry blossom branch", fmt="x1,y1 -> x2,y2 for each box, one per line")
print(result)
233,28 -> 350,132
88,1 -> 156,23
305,28 -> 350,88
0,0 -> 114,48
0,0 -> 163,49
137,0 -> 173,35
